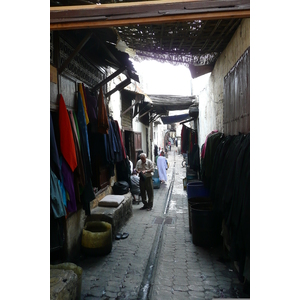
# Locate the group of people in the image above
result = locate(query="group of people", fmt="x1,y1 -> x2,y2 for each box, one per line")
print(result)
128,150 -> 168,212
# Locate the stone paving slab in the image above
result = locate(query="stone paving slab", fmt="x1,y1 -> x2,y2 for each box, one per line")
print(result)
78,149 -> 248,299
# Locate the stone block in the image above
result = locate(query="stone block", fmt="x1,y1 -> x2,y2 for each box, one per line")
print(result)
86,192 -> 133,237
50,269 -> 78,300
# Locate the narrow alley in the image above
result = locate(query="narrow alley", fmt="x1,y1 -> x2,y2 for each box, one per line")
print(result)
78,149 -> 248,300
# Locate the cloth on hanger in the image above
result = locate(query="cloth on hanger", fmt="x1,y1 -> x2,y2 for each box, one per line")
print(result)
97,87 -> 109,134
77,92 -> 91,164
111,119 -> 123,163
58,94 -> 77,172
201,130 -> 218,159
69,111 -> 85,200
114,120 -> 126,160
50,112 -> 62,181
61,156 -> 77,213
79,83 -> 89,125
77,90 -> 95,215
73,113 -> 81,149
201,132 -> 223,187
85,88 -> 98,124
50,169 -> 66,219
108,120 -> 119,162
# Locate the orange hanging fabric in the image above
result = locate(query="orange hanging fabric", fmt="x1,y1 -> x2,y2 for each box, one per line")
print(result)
97,87 -> 109,134
79,83 -> 89,125
59,94 -> 77,172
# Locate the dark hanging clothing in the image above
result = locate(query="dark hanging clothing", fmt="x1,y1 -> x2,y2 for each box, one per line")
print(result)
190,144 -> 200,173
115,120 -> 126,160
50,113 -> 62,181
85,88 -> 98,132
116,159 -> 131,187
111,120 -> 123,163
108,120 -> 119,163
97,87 -> 109,134
201,132 -> 224,187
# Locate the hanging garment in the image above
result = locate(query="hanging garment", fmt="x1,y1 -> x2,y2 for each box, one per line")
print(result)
157,155 -> 168,182
97,87 -> 109,134
108,120 -> 119,163
50,169 -> 66,219
220,134 -> 245,220
50,112 -> 62,181
115,120 -> 126,160
61,156 -> 77,213
84,88 -> 98,124
69,111 -> 85,188
201,132 -> 223,187
73,113 -> 81,149
77,91 -> 95,215
116,159 -> 131,186
79,83 -> 89,125
111,119 -> 123,163
201,130 -> 219,159
69,111 -> 85,204
58,94 -> 77,172
77,92 -> 91,164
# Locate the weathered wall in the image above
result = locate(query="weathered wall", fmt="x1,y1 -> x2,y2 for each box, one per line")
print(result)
196,18 -> 250,147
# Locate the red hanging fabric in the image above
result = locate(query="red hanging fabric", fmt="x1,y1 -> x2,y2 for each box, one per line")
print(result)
59,94 -> 77,172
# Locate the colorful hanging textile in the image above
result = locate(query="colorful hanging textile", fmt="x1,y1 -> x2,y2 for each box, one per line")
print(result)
97,87 -> 109,134
50,169 -> 66,219
77,91 -> 91,164
79,83 -> 89,125
61,156 -> 77,213
58,94 -> 77,172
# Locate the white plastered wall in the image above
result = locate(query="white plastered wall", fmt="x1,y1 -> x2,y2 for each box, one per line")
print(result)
194,18 -> 250,148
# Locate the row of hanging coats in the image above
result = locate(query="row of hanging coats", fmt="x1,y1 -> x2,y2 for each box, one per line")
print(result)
181,124 -> 200,173
50,83 -> 128,251
200,131 -> 250,282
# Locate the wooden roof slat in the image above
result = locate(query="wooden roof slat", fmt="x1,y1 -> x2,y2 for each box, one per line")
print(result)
51,0 -> 250,21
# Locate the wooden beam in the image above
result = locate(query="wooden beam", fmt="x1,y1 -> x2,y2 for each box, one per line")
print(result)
139,107 -> 153,119
92,66 -> 126,91
121,96 -> 144,116
51,10 -> 249,31
105,77 -> 131,98
50,0 -> 250,20
58,32 -> 92,74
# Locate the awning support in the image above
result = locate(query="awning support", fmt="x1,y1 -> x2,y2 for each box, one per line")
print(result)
139,106 -> 153,119
58,32 -> 92,74
105,77 -> 131,98
121,95 -> 144,116
92,66 -> 126,92
150,114 -> 161,123
180,117 -> 195,125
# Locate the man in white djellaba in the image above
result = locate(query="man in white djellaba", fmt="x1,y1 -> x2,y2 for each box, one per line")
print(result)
156,151 -> 168,184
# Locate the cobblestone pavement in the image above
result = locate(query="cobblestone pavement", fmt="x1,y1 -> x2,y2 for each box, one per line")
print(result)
78,149 -> 248,299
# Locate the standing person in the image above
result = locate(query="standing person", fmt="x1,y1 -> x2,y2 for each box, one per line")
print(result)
156,151 -> 168,184
135,153 -> 154,211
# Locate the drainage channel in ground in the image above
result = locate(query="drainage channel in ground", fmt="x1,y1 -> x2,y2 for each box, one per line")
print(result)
137,151 -> 176,300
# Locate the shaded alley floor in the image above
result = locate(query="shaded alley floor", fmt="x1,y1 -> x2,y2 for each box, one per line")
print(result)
78,149 -> 249,299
